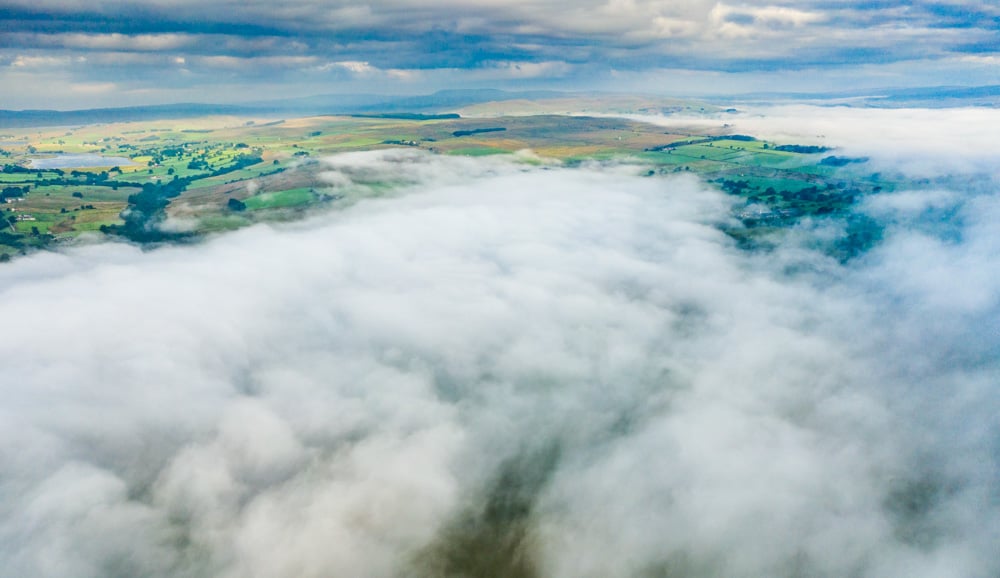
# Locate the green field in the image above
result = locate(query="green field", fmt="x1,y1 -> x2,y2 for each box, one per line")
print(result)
244,188 -> 316,210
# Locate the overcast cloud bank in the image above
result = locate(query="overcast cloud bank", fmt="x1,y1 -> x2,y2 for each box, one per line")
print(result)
2,0 -> 999,108
1,136 -> 998,577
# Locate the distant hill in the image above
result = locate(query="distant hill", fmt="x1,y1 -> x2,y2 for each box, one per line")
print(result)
863,85 -> 1000,107
6,85 -> 993,128
0,89 -> 569,128
364,89 -> 565,111
0,103 -> 250,128
711,85 -> 1000,108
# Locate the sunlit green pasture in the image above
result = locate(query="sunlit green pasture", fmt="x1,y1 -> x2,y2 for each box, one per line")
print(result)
244,188 -> 315,210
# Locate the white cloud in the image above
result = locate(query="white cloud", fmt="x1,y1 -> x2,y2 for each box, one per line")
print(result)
325,60 -> 377,74
195,55 -> 319,70
860,189 -> 959,217
69,81 -> 119,95
59,33 -> 194,51
10,55 -> 77,68
485,60 -> 575,78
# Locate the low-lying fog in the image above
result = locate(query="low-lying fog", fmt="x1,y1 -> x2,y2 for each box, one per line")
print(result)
1,109 -> 998,578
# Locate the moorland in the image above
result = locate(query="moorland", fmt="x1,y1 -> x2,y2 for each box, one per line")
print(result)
0,101 -> 914,260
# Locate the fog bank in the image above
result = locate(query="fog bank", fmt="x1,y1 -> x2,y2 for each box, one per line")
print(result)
633,106 -> 1000,176
1,148 -> 997,577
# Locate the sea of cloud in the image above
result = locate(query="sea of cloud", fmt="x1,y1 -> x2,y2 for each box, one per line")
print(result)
0,114 -> 997,577
634,105 -> 1000,176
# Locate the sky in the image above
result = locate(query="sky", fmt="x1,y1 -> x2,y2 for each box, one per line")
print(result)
1,0 -> 999,109
1,108 -> 999,577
